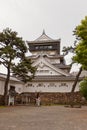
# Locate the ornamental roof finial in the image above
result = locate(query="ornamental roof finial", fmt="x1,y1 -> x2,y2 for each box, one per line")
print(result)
42,29 -> 45,35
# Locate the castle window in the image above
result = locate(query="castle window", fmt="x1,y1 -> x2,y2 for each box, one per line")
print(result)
34,45 -> 54,50
48,46 -> 52,49
59,83 -> 68,87
28,84 -> 32,86
37,83 -> 43,87
49,83 -> 56,87
26,84 -> 32,87
37,70 -> 49,73
50,72 -> 52,74
18,88 -> 21,92
35,46 -> 39,49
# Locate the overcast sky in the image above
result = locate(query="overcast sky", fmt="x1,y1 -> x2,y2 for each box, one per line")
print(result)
0,0 -> 87,73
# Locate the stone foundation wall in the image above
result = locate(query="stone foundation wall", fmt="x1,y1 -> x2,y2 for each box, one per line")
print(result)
40,92 -> 82,105
0,92 -> 86,105
15,92 -> 87,105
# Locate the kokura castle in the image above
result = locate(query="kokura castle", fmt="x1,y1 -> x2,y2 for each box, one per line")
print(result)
0,31 -> 83,105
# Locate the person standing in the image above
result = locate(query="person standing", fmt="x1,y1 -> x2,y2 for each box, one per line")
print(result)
36,93 -> 41,106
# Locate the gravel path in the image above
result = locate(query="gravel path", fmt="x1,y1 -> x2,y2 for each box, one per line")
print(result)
0,105 -> 87,130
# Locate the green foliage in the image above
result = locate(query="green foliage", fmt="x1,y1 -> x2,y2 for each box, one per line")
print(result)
0,28 -> 36,82
12,58 -> 36,83
0,28 -> 36,105
0,28 -> 27,68
73,16 -> 87,70
62,46 -> 75,55
80,78 -> 87,100
62,17 -> 86,93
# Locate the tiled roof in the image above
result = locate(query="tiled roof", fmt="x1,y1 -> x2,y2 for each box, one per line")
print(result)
27,30 -> 60,43
28,54 -> 64,59
32,75 -> 83,82
53,64 -> 70,69
0,73 -> 22,83
35,30 -> 53,42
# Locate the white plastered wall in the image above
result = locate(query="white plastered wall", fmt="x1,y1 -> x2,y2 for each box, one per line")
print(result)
24,81 -> 80,93
0,79 -> 24,95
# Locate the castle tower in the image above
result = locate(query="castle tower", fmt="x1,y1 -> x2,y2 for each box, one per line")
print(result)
24,31 -> 82,104
27,30 -> 70,73
28,30 -> 60,56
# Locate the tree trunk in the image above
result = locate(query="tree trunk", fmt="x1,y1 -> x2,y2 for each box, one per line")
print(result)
71,66 -> 82,92
70,66 -> 82,107
3,67 -> 10,105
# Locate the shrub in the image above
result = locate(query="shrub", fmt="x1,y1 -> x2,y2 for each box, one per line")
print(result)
80,77 -> 87,100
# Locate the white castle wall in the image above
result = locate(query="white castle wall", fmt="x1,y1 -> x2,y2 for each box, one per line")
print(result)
0,80 -> 5,95
0,79 -> 23,95
24,81 -> 80,93
45,58 -> 60,64
36,66 -> 61,76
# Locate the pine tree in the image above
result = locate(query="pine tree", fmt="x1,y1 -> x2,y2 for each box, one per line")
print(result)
0,28 -> 36,105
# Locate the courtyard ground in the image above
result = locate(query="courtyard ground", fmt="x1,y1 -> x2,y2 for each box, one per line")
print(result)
0,105 -> 87,130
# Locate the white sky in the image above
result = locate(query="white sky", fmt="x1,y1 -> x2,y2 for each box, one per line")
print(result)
0,0 -> 87,74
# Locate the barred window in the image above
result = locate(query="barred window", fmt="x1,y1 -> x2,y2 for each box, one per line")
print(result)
37,83 -> 43,87
26,84 -> 32,87
59,83 -> 68,87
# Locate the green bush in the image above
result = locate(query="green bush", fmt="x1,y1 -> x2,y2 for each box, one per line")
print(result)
80,77 -> 87,100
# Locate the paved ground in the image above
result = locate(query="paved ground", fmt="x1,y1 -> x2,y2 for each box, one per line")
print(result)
0,105 -> 87,130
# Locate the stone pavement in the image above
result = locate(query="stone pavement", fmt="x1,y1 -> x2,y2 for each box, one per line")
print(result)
0,105 -> 87,130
